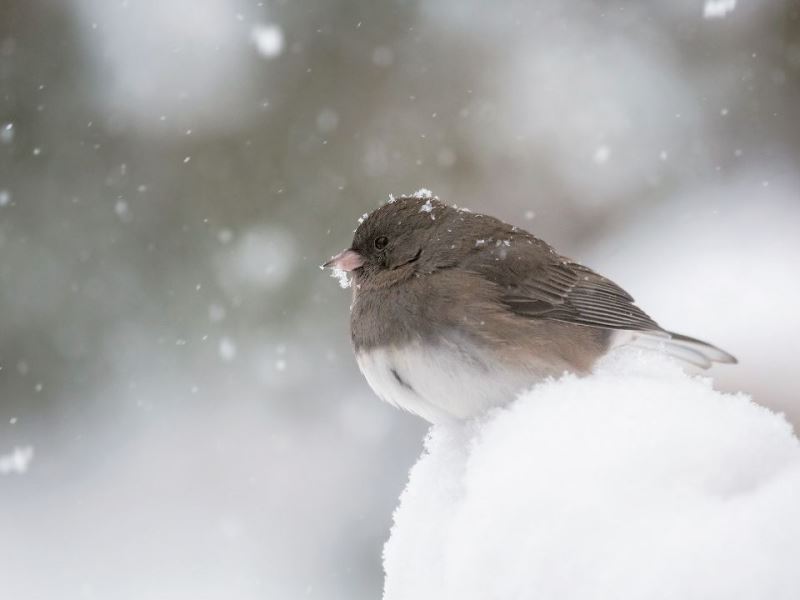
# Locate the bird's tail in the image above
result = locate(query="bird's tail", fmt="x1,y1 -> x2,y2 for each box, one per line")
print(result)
618,330 -> 737,369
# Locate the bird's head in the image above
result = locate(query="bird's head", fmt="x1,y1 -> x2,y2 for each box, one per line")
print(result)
323,192 -> 469,289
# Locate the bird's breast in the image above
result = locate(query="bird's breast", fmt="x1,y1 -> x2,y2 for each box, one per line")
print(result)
355,336 -> 562,423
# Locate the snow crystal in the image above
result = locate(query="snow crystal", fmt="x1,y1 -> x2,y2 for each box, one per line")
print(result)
358,212 -> 370,225
704,0 -> 737,19
419,199 -> 434,214
330,268 -> 351,289
412,189 -> 434,200
251,24 -> 285,59
384,350 -> 800,600
0,446 -> 34,475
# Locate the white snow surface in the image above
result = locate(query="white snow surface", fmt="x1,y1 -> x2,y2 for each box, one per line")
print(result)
383,350 -> 800,600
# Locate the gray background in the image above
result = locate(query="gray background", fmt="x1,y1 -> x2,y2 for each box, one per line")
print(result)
1,1 -> 799,598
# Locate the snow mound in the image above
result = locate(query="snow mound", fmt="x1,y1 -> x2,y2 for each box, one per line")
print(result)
383,350 -> 800,600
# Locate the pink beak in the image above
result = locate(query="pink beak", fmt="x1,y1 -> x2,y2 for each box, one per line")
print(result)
322,248 -> 365,272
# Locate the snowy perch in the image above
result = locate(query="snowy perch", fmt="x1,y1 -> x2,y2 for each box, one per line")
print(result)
383,350 -> 800,600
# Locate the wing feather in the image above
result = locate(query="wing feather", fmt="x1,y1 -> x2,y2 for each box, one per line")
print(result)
462,238 -> 660,332
451,220 -> 734,367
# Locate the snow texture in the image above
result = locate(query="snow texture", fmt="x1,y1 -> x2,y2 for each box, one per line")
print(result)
388,189 -> 436,205
383,350 -> 800,600
413,188 -> 435,200
419,199 -> 434,213
330,268 -> 352,289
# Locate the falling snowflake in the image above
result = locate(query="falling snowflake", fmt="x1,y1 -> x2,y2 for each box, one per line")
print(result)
218,337 -> 237,362
0,446 -> 34,475
251,24 -> 285,58
703,0 -> 736,19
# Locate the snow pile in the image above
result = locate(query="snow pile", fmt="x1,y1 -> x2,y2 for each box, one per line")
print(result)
383,350 -> 800,600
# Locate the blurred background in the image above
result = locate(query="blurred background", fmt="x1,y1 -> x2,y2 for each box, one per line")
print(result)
1,0 -> 799,598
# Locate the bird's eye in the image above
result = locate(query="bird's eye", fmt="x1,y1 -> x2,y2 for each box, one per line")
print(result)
374,236 -> 389,250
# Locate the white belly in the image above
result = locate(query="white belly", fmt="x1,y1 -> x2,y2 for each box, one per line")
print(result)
356,339 -> 553,423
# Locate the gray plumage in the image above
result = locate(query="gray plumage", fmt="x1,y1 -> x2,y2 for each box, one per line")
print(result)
327,194 -> 736,423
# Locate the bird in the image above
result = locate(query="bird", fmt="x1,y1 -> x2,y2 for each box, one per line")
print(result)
324,191 -> 736,424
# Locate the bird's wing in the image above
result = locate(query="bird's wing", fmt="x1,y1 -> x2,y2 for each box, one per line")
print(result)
463,237 -> 661,332
504,261 -> 660,331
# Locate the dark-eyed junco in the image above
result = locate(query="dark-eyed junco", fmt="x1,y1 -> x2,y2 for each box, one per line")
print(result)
324,191 -> 736,423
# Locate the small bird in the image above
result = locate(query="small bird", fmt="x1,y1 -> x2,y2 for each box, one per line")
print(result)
324,192 -> 736,424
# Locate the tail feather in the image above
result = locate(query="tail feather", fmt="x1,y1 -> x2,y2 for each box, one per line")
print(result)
667,332 -> 737,364
619,330 -> 737,369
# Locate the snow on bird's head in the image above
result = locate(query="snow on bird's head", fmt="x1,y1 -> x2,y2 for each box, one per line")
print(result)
412,188 -> 435,200
349,193 -> 450,255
